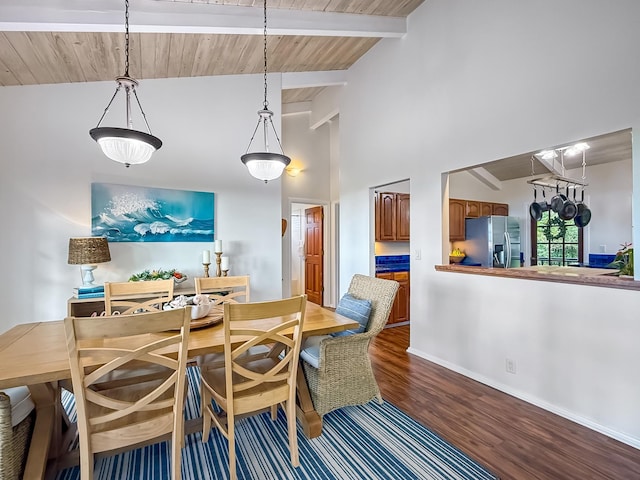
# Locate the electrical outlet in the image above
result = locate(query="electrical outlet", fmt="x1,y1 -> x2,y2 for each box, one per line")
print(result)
505,358 -> 517,374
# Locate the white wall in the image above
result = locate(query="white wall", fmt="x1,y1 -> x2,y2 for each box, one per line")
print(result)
339,0 -> 640,446
281,113 -> 331,201
0,74 -> 285,329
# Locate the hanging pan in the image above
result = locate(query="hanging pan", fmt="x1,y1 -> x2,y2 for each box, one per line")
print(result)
574,189 -> 592,227
550,184 -> 567,213
529,188 -> 543,221
529,188 -> 542,221
529,187 -> 550,221
558,185 -> 577,221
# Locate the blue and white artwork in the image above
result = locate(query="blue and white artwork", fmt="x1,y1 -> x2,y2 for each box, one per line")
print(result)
91,183 -> 214,242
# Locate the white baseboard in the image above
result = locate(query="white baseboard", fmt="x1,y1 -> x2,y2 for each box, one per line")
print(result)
406,346 -> 640,450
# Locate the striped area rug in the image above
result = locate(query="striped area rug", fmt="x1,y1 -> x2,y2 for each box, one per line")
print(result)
56,367 -> 497,480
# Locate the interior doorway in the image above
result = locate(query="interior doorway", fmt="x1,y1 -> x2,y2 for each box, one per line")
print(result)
371,179 -> 411,330
290,201 -> 333,306
304,206 -> 324,305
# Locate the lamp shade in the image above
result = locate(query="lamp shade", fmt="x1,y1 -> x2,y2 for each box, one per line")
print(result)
241,152 -> 291,183
68,237 -> 111,265
90,127 -> 162,166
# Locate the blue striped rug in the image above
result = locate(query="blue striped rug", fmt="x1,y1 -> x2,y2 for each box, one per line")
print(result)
56,367 -> 497,480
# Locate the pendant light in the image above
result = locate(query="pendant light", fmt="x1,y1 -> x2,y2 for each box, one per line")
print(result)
89,0 -> 162,167
241,0 -> 291,183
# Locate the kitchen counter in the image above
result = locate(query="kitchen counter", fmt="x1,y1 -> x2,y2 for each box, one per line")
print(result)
518,265 -> 615,276
376,264 -> 410,273
375,254 -> 410,273
435,264 -> 640,291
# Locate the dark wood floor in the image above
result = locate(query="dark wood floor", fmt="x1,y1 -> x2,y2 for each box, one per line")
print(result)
370,325 -> 640,480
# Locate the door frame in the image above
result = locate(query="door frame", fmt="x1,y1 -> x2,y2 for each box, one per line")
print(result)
283,198 -> 336,307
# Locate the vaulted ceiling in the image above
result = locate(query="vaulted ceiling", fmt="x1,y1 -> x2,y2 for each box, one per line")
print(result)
0,0 -> 424,103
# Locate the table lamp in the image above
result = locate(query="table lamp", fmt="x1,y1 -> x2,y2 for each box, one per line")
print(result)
67,237 -> 111,286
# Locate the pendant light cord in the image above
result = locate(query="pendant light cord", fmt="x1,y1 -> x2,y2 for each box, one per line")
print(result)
262,0 -> 268,110
93,0 -> 154,134
124,0 -> 130,77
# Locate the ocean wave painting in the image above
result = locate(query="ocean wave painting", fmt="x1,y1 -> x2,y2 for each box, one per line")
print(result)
91,183 -> 214,242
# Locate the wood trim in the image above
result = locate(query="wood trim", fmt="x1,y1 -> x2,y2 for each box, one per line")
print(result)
435,264 -> 640,291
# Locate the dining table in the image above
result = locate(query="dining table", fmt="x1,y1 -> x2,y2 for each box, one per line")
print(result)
0,301 -> 358,480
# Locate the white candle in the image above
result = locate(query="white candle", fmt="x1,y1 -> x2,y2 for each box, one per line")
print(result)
202,249 -> 210,263
214,239 -> 222,253
221,256 -> 229,271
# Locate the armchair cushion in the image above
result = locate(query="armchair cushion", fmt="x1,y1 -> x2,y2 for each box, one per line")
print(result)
2,387 -> 35,427
331,293 -> 372,337
299,334 -> 332,368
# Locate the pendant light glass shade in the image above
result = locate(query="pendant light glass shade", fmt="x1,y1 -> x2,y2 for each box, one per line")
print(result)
241,0 -> 290,183
90,127 -> 162,166
241,151 -> 290,182
90,1 -> 161,167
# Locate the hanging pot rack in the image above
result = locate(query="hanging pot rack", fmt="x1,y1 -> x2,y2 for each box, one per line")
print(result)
526,174 -> 588,189
527,149 -> 589,189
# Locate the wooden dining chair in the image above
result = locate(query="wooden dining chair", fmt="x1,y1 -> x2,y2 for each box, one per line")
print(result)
104,279 -> 174,315
201,295 -> 307,480
194,275 -> 250,304
64,307 -> 191,480
195,275 -> 253,408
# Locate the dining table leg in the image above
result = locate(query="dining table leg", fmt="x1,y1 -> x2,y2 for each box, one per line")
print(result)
295,367 -> 322,438
23,383 -> 57,480
21,382 -> 76,480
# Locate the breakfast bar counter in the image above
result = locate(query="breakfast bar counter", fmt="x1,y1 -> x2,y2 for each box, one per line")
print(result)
435,264 -> 640,291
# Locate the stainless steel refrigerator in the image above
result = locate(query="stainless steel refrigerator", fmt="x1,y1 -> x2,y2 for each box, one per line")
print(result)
464,216 -> 521,268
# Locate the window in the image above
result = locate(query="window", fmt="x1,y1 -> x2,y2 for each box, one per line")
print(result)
531,211 -> 583,266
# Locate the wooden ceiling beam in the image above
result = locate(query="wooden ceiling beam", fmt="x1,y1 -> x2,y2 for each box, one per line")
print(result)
282,70 -> 346,89
0,0 -> 407,38
467,167 -> 503,191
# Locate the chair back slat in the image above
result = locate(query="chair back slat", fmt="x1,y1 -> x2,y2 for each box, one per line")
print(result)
104,279 -> 174,315
194,276 -> 250,305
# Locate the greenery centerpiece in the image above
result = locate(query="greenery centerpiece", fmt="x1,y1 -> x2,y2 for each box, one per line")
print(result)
609,243 -> 633,277
129,269 -> 187,284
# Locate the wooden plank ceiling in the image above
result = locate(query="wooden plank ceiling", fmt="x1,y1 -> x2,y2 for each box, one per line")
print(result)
0,0 -> 424,103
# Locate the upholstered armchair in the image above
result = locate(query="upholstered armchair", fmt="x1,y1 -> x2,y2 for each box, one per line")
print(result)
301,274 -> 399,416
0,387 -> 35,480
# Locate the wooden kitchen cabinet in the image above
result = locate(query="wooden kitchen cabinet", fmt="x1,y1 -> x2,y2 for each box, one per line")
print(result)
376,192 -> 396,241
492,202 -> 509,215
449,198 -> 466,241
376,271 -> 410,324
465,200 -> 481,218
449,198 -> 509,241
396,193 -> 410,241
480,202 -> 493,216
375,192 -> 410,241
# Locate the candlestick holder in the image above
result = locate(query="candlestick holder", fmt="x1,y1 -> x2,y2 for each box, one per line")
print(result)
215,252 -> 222,277
202,262 -> 211,278
222,269 -> 229,277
